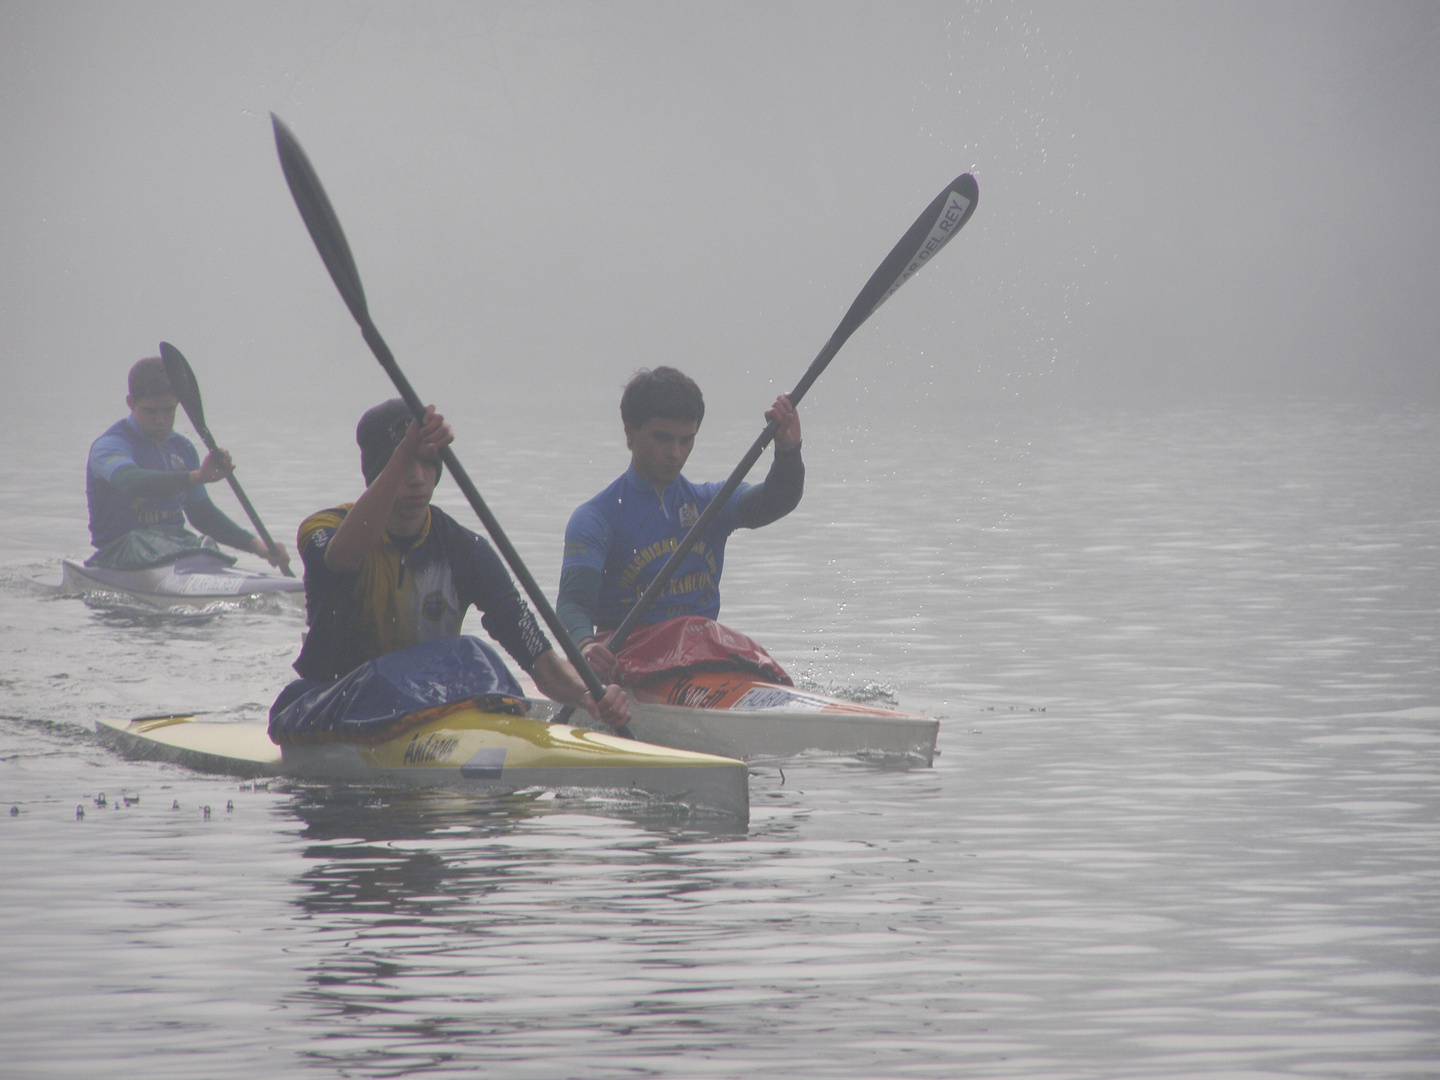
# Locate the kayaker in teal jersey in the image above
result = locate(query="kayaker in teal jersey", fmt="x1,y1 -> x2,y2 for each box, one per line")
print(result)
85,356 -> 289,571
275,399 -> 630,730
558,367 -> 804,682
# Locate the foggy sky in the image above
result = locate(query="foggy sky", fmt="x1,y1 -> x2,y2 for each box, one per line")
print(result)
3,0 -> 1437,445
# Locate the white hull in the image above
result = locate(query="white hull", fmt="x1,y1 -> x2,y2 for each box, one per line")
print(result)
625,699 -> 939,764
59,556 -> 303,607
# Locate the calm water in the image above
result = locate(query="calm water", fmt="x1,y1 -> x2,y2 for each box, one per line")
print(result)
1,402 -> 1437,1078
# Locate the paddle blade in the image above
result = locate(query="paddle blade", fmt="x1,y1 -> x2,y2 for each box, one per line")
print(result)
158,341 -> 209,437
272,114 -> 372,327
841,173 -> 978,336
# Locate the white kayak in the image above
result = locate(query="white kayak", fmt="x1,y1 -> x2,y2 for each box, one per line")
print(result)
56,552 -> 303,606
530,617 -> 940,765
523,668 -> 939,765
627,669 -> 938,764
94,704 -> 749,821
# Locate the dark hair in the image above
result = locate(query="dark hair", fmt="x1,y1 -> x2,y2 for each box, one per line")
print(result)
128,357 -> 174,400
620,367 -> 704,430
356,398 -> 445,486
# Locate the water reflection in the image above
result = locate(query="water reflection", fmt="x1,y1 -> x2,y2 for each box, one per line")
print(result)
277,784 -> 771,1076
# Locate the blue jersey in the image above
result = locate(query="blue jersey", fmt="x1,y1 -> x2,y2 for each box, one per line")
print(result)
562,464 -> 749,632
86,417 -> 210,547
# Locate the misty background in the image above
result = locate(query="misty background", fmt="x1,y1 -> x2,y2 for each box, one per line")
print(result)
3,0 -> 1438,480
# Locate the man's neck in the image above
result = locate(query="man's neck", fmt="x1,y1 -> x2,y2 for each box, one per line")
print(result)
631,461 -> 671,498
386,506 -> 430,540
129,417 -> 170,446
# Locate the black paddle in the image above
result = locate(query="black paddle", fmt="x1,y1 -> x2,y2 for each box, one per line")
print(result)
270,114 -> 616,718
553,174 -> 978,722
158,341 -> 294,576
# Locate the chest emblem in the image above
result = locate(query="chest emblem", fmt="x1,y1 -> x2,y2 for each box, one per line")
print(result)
679,502 -> 700,530
422,590 -> 446,621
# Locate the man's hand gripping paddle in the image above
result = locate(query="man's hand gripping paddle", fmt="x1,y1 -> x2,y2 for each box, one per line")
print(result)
159,341 -> 294,576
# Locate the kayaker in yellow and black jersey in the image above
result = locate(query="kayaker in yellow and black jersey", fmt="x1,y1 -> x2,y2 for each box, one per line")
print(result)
284,398 -> 629,729
557,367 -> 804,681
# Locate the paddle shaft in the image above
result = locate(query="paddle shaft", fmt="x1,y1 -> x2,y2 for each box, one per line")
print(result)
159,342 -> 294,576
191,421 -> 294,577
360,322 -> 607,700
272,116 -> 607,704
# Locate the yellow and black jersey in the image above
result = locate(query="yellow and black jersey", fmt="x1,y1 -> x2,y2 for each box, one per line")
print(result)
292,504 -> 550,681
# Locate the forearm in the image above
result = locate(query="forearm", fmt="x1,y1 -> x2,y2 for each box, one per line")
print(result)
184,499 -> 255,549
735,445 -> 804,528
478,589 -> 552,674
529,649 -> 588,707
110,464 -> 193,499
556,564 -> 603,643
324,473 -> 402,571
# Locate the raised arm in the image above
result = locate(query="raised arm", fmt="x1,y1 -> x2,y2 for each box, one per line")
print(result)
324,406 -> 451,572
735,395 -> 805,529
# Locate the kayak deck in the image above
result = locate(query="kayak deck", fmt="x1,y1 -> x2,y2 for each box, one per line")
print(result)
95,707 -> 749,820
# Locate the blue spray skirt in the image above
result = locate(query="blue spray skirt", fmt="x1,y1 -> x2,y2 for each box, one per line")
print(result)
269,636 -> 526,745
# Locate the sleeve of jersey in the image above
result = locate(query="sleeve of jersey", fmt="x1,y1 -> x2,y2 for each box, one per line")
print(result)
184,499 -> 255,549
91,434 -> 207,500
734,445 -> 805,529
556,501 -> 612,642
297,510 -> 353,595
455,526 -> 552,672
175,440 -> 213,508
107,465 -> 193,499
556,564 -> 603,643
88,434 -> 140,485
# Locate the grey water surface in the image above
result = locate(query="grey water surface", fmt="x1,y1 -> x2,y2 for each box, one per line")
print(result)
1,403 -> 1436,1078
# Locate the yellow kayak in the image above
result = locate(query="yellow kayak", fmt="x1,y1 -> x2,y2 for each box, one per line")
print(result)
95,703 -> 749,821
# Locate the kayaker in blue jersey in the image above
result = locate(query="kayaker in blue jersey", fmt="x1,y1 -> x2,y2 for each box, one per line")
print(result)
86,356 -> 289,571
558,366 -> 803,681
277,398 -> 630,730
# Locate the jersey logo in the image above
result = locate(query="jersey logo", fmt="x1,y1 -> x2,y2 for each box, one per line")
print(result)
679,502 -> 699,530
422,590 -> 446,621
170,453 -> 187,470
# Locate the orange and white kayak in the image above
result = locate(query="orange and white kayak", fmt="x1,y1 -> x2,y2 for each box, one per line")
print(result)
537,618 -> 940,765
619,669 -> 939,764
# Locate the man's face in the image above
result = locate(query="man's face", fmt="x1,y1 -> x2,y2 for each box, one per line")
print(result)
127,393 -> 180,442
626,417 -> 699,489
386,454 -> 440,537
